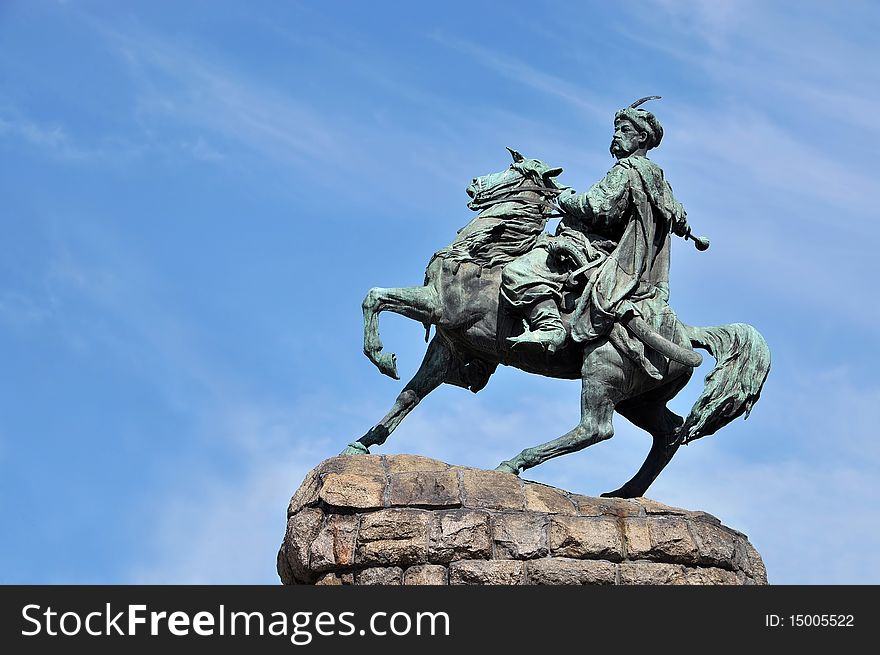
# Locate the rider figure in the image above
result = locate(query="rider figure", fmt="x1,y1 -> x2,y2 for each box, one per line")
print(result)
501,97 -> 692,354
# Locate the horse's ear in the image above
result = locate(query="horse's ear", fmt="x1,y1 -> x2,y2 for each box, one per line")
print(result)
506,147 -> 525,163
544,166 -> 563,178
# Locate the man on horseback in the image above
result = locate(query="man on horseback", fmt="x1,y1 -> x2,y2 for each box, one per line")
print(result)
349,99 -> 769,493
502,97 -> 697,375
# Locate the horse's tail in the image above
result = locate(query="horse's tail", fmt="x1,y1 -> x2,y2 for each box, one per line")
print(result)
680,323 -> 771,444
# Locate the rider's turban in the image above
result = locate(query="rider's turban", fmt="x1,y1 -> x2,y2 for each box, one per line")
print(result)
615,96 -> 664,150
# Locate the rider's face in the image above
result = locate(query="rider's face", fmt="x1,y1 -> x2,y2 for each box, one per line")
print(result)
610,119 -> 647,159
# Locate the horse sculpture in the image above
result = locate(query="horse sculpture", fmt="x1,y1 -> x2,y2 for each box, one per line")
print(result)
343,149 -> 770,498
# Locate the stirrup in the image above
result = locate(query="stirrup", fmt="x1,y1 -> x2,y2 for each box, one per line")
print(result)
507,329 -> 566,353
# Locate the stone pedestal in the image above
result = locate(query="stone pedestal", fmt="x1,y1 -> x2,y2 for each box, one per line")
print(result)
277,455 -> 767,585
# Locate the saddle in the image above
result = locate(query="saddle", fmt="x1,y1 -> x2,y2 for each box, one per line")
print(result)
497,233 -> 699,377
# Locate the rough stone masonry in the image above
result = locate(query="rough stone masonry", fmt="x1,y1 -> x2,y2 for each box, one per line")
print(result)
278,455 -> 767,585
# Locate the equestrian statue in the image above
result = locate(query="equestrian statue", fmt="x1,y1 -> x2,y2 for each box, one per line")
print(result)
342,97 -> 770,498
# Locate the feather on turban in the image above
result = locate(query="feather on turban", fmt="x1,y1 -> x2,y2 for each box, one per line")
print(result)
614,96 -> 664,150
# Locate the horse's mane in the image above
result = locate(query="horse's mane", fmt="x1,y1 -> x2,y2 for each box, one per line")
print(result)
430,204 -> 549,271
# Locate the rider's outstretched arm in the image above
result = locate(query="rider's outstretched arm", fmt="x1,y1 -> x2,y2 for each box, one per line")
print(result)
557,164 -> 629,231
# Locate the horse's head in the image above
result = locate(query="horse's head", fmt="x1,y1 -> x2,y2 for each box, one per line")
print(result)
466,148 -> 563,211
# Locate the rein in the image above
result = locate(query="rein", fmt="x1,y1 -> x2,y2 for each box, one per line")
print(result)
470,178 -> 564,216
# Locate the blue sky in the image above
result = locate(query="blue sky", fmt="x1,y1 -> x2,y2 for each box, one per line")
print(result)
1,0 -> 878,584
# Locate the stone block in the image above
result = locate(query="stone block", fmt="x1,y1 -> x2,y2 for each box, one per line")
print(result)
277,546 -> 295,585
679,566 -> 739,585
359,508 -> 428,540
279,457 -> 767,586
314,572 -> 354,585
734,537 -> 768,584
526,558 -> 617,585
524,483 -> 577,515
638,497 -> 690,516
688,520 -> 738,568
449,560 -> 524,585
356,509 -> 429,567
572,495 -> 640,517
356,567 -> 403,585
283,507 -> 324,583
428,510 -> 492,563
638,498 -> 722,525
389,469 -> 461,508
308,514 -> 359,573
329,454 -> 386,477
618,562 -> 687,585
318,472 -> 386,510
461,468 -> 524,511
403,564 -> 448,586
647,516 -> 699,563
384,454 -> 449,474
688,511 -> 722,525
493,513 -> 548,559
622,517 -> 652,559
549,516 -> 623,561
288,467 -> 321,516
288,456 -> 383,516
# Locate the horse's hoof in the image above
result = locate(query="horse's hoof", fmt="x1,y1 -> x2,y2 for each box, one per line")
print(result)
495,461 -> 520,476
600,487 -> 638,499
341,442 -> 370,455
375,352 -> 400,380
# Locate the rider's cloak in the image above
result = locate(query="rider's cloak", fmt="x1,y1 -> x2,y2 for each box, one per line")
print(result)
566,155 -> 688,343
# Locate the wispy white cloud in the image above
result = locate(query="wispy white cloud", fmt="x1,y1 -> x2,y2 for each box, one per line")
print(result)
129,399 -> 337,584
664,104 -> 876,218
650,0 -> 753,51
637,99 -> 879,332
0,112 -> 95,160
179,136 -> 225,163
98,25 -> 350,169
125,387 -> 621,584
655,454 -> 880,584
621,0 -> 880,138
124,357 -> 880,584
7,1 -> 874,587
0,290 -> 50,329
651,363 -> 880,583
431,33 -> 607,118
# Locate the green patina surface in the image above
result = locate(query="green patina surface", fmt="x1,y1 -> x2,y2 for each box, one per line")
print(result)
342,98 -> 770,498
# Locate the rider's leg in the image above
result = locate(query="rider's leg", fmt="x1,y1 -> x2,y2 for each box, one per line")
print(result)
343,335 -> 451,455
506,298 -> 567,352
501,248 -> 567,352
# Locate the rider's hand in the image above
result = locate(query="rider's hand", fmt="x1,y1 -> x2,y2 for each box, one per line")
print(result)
557,188 -> 578,215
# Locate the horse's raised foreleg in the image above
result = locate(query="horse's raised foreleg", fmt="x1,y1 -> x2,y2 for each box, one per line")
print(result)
342,335 -> 451,455
602,401 -> 684,498
496,380 -> 616,475
363,285 -> 439,380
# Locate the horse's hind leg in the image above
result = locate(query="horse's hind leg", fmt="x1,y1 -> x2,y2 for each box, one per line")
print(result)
363,285 -> 439,379
602,401 -> 683,498
342,335 -> 451,455
496,340 -> 623,475
496,381 -> 617,475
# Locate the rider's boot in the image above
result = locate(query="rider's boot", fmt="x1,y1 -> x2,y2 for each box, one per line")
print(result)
507,299 -> 567,353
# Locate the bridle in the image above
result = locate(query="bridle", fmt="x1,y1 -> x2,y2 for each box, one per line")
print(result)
469,168 -> 564,218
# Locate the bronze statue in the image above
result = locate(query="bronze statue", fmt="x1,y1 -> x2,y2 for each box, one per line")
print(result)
343,98 -> 770,498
